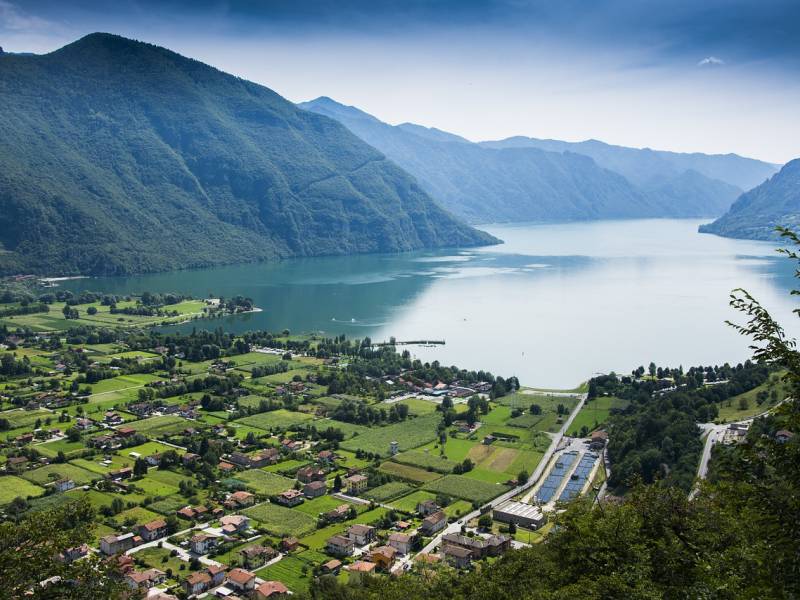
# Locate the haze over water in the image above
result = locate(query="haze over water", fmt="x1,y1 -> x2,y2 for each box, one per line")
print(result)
63,219 -> 798,388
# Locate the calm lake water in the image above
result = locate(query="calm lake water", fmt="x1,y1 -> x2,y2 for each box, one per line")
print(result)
61,219 -> 799,388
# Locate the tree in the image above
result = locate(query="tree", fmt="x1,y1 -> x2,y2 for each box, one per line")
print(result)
530,404 -> 542,415
86,306 -> 97,315
478,514 -> 493,529
517,470 -> 529,483
0,498 -> 125,599
133,457 -> 148,477
333,474 -> 342,492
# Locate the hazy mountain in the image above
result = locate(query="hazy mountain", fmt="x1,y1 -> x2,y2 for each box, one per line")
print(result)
300,97 -> 760,224
699,159 -> 800,241
0,34 -> 494,276
482,137 -> 778,196
300,97 -> 666,223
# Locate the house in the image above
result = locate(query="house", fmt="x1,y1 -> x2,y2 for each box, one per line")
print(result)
182,452 -> 200,466
326,534 -> 355,556
15,433 -> 34,445
117,426 -> 136,437
138,519 -> 168,542
369,545 -> 398,570
296,466 -> 326,483
281,438 -> 303,452
6,456 -> 29,472
255,581 -> 289,599
220,514 -> 250,534
417,499 -> 440,516
303,480 -> 327,498
776,429 -> 794,443
107,467 -> 133,480
145,453 -> 162,466
421,510 -> 447,535
250,448 -> 280,466
54,478 -> 76,492
485,534 -> 512,557
276,489 -> 305,507
280,537 -> 299,553
190,533 -> 218,555
240,545 -> 278,569
442,544 -> 472,569
99,532 -> 136,555
388,533 -> 412,555
317,449 -> 335,464
183,571 -> 212,596
589,430 -> 609,450
60,544 -> 89,563
125,568 -> 166,590
228,452 -> 252,468
228,490 -> 256,508
325,504 -> 351,522
347,524 -> 376,546
347,560 -> 377,581
343,473 -> 368,495
218,461 -> 237,474
207,564 -> 227,587
227,568 -> 256,593
441,533 -> 511,559
177,506 -> 197,520
321,559 -> 342,574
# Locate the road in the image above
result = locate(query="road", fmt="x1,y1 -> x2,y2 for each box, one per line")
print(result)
396,392 -> 588,570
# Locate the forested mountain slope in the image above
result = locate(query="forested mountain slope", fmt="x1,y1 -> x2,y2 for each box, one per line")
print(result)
699,159 -> 800,240
0,34 -> 494,276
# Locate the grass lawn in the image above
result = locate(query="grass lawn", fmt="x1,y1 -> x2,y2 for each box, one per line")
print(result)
22,462 -> 99,486
567,396 -> 629,436
116,506 -> 163,526
125,416 -> 189,436
389,490 -> 437,513
235,469 -> 295,496
135,545 -> 191,575
256,555 -> 315,593
263,459 -> 311,475
243,502 -> 317,537
292,495 -> 352,517
364,482 -> 415,502
133,469 -> 194,496
124,440 -> 183,458
423,474 -> 508,505
1,408 -> 52,430
236,409 -> 314,432
340,413 -> 441,456
0,475 -> 45,504
396,397 -> 439,415
716,375 -> 791,422
35,438 -> 87,459
298,507 -> 388,551
392,450 -> 458,473
378,461 -> 442,483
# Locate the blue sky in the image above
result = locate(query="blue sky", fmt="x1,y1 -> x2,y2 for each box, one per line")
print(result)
1,0 -> 798,163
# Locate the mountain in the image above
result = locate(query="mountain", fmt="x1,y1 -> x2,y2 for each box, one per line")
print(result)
300,97 -> 666,223
482,136 -> 778,203
699,159 -> 800,240
300,97 -> 770,224
0,34 -> 495,277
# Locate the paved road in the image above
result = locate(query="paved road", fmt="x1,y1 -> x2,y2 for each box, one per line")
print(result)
401,393 -> 588,569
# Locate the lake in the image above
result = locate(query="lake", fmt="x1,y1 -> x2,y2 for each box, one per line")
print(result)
61,219 -> 799,388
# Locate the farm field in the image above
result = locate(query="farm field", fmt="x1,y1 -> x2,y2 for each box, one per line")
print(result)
422,474 -> 509,505
378,461 -> 442,483
236,409 -> 314,431
243,502 -> 317,537
22,462 -> 99,486
567,396 -> 629,436
235,469 -> 295,495
364,481 -> 415,502
0,475 -> 45,504
125,415 -> 189,436
340,413 -> 441,456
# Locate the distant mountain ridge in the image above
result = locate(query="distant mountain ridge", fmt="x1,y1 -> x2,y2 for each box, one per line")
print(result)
699,159 -> 800,240
0,34 -> 495,276
300,97 -> 779,224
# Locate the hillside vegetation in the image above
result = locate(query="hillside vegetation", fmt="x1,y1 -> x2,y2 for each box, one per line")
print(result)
700,158 -> 800,240
0,34 -> 495,276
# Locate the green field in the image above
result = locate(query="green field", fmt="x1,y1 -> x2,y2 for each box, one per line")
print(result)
567,396 -> 629,436
236,409 -> 314,432
126,416 -> 189,436
364,481 -> 415,502
235,470 -> 295,496
422,474 -> 508,505
0,475 -> 45,504
22,462 -> 99,486
133,468 -> 194,496
715,375 -> 791,422
340,413 -> 441,456
378,461 -> 442,483
242,502 -> 317,537
255,555 -> 316,593
392,450 -> 458,473
292,495 -> 352,516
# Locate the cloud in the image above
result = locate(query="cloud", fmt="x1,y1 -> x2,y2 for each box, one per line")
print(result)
0,1 -> 55,32
697,56 -> 725,67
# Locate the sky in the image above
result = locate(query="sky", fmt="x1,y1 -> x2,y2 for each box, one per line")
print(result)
1,0 -> 798,164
